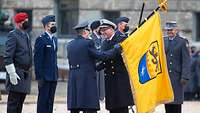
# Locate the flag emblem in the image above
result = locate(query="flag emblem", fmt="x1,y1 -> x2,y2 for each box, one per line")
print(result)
138,41 -> 162,84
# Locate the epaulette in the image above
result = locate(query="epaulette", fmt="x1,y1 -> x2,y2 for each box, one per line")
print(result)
9,30 -> 15,33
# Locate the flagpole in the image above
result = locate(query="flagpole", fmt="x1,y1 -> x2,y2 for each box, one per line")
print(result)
130,6 -> 160,35
129,0 -> 167,35
138,0 -> 147,25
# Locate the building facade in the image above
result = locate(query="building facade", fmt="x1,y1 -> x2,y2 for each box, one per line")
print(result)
1,0 -> 200,65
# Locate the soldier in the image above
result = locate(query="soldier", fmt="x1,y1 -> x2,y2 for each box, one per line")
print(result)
97,19 -> 134,113
115,17 -> 130,37
90,20 -> 105,101
4,12 -> 32,113
34,15 -> 58,113
67,21 -> 121,113
164,21 -> 191,113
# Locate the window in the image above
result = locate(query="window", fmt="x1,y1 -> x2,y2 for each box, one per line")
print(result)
195,12 -> 200,41
102,11 -> 120,22
58,0 -> 79,38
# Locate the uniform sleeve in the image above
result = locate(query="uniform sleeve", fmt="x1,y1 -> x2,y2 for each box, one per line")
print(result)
181,40 -> 191,80
88,40 -> 119,60
34,37 -> 45,79
4,32 -> 17,65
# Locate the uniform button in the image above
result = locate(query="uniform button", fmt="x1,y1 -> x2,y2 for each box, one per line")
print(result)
170,62 -> 172,65
77,64 -> 79,67
103,62 -> 106,65
169,70 -> 172,73
104,73 -> 107,76
170,54 -> 173,57
111,60 -> 114,63
112,72 -> 115,75
111,66 -> 114,69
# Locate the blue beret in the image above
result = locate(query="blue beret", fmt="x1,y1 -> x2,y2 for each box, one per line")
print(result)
90,20 -> 100,30
115,17 -> 129,24
73,21 -> 89,30
42,15 -> 55,26
164,21 -> 177,30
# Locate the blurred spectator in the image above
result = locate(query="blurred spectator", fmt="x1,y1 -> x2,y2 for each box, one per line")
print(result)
184,45 -> 196,100
193,50 -> 200,100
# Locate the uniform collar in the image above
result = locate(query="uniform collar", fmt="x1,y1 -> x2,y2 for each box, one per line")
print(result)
107,33 -> 115,41
45,31 -> 53,39
15,28 -> 27,35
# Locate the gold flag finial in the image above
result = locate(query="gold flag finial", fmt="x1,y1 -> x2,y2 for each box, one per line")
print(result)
158,0 -> 168,11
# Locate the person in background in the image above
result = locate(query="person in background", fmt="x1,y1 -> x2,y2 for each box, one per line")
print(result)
34,15 -> 58,113
4,12 -> 32,113
194,50 -> 200,100
164,21 -> 191,113
115,17 -> 130,37
184,40 -> 195,100
90,20 -> 105,101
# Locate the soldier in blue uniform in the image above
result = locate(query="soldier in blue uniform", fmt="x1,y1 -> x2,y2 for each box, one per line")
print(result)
34,15 -> 58,113
67,21 -> 121,113
164,21 -> 191,113
115,17 -> 130,37
97,19 -> 134,113
4,12 -> 32,113
90,20 -> 105,101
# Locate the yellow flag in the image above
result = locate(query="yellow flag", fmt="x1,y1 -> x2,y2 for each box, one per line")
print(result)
157,0 -> 168,11
121,12 -> 173,113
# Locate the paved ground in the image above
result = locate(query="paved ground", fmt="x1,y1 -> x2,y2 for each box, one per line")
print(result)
1,81 -> 200,113
1,94 -> 200,113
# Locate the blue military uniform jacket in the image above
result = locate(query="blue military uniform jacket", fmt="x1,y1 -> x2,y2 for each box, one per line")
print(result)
115,29 -> 128,38
98,32 -> 134,110
164,35 -> 191,104
34,32 -> 58,81
4,29 -> 32,94
67,36 -> 119,110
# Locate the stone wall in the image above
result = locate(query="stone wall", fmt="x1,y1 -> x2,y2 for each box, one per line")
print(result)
1,0 -> 200,59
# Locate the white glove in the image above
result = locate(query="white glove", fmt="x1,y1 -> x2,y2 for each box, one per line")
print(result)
5,64 -> 21,85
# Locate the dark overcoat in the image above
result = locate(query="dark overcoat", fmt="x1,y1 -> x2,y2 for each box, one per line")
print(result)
67,36 -> 118,110
99,32 -> 134,110
4,29 -> 32,94
164,35 -> 191,104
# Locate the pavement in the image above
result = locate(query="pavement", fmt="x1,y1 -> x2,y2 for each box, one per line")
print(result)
0,81 -> 200,113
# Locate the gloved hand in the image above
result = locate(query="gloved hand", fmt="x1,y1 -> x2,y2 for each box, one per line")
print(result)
180,78 -> 188,85
5,64 -> 21,85
114,43 -> 122,53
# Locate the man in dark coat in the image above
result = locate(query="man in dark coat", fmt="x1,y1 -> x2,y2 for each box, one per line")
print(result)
115,17 -> 130,37
90,20 -> 105,101
34,15 -> 58,113
164,21 -> 191,113
97,19 -> 134,113
67,21 -> 121,113
4,12 -> 32,113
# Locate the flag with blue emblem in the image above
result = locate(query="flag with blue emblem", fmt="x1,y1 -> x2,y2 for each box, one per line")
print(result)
121,11 -> 173,113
